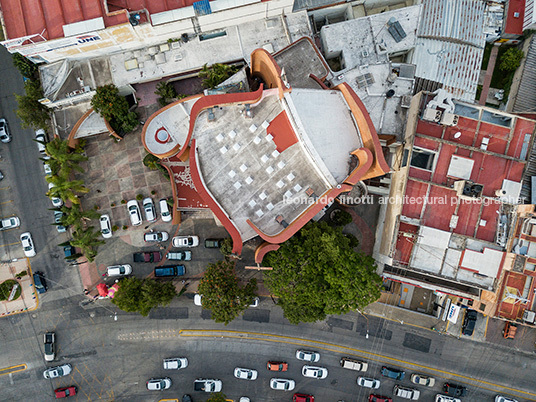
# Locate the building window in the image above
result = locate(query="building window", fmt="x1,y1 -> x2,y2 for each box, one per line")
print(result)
410,148 -> 436,171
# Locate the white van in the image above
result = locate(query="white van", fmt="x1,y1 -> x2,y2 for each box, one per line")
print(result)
340,357 -> 368,372
394,385 -> 420,400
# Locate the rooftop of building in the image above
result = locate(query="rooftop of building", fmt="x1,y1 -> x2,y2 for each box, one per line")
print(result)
503,0 -> 525,35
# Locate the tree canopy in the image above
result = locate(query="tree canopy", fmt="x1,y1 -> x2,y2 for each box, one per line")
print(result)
199,63 -> 238,89
15,80 -> 50,130
264,221 -> 382,324
91,84 -> 139,134
499,48 -> 524,72
197,260 -> 257,325
206,393 -> 227,402
111,277 -> 177,316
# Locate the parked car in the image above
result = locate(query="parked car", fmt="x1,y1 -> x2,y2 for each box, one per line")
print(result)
369,395 -> 392,402
159,198 -> 172,222
270,378 -> 295,391
44,332 -> 55,361
163,357 -> 188,370
54,386 -> 77,398
43,161 -> 52,176
127,199 -> 142,226
301,365 -> 328,379
54,211 -> 66,233
48,183 -> 63,208
172,235 -> 199,247
146,377 -> 172,391
154,265 -> 185,277
0,118 -> 11,143
462,309 -> 478,336
166,251 -> 192,261
182,395 -> 192,402
393,385 -> 420,400
33,271 -> 47,293
381,366 -> 405,380
340,357 -> 368,372
443,383 -> 467,397
100,214 -> 112,238
133,251 -> 162,263
267,361 -> 288,371
0,216 -> 20,230
435,396 -> 461,402
43,364 -> 72,379
495,396 -> 518,402
294,394 -> 314,402
106,264 -> 132,277
35,129 -> 47,154
21,232 -> 36,257
194,379 -> 222,392
357,377 -> 381,389
63,246 -> 76,259
295,350 -> 320,362
193,293 -> 203,306
205,238 -> 223,248
143,197 -> 156,222
234,367 -> 258,380
144,231 -> 169,242
411,373 -> 435,387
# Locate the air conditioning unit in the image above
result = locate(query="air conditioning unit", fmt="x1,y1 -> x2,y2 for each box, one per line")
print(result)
441,112 -> 459,126
423,108 -> 442,123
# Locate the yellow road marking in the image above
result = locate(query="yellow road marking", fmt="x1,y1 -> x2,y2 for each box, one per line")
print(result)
0,241 -> 20,248
483,316 -> 490,338
0,364 -> 26,376
0,200 -> 13,204
0,186 -> 10,190
179,329 -> 536,400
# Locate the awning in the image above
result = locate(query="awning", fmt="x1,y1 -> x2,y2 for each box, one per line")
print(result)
97,283 -> 109,297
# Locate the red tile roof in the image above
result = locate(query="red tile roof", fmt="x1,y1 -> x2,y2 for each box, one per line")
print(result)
503,0 -> 525,36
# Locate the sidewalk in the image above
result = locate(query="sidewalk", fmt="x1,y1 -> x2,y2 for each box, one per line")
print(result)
479,44 -> 499,105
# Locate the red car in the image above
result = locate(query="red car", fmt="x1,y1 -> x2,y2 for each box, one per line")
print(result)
293,393 -> 314,402
369,395 -> 392,402
55,386 -> 77,398
267,361 -> 288,371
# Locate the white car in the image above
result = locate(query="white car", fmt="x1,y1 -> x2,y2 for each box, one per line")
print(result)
0,118 -> 11,143
35,129 -> 47,154
43,162 -> 52,176
357,376 -> 380,389
106,264 -> 132,277
269,378 -> 295,391
0,216 -> 20,230
234,367 -> 258,380
163,357 -> 188,370
44,332 -> 55,362
159,198 -> 172,222
172,236 -> 199,247
146,377 -> 172,391
100,214 -> 112,238
435,396 -> 461,402
239,398 -> 250,402
301,365 -> 328,379
144,231 -> 169,242
495,396 -> 518,402
194,294 -> 203,306
20,232 -> 36,257
43,364 -> 72,379
411,373 -> 435,387
295,350 -> 320,362
48,183 -> 63,207
127,200 -> 142,226
143,197 -> 156,222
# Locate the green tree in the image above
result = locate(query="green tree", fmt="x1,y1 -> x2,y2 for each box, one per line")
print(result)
15,80 -> 50,130
46,175 -> 89,205
197,260 -> 257,325
45,138 -> 87,178
264,222 -> 382,325
199,63 -> 238,89
155,81 -> 178,107
69,226 -> 105,262
206,393 -> 227,402
111,277 -> 177,316
91,84 -> 139,134
55,204 -> 99,232
219,238 -> 233,258
499,48 -> 524,72
330,209 -> 353,226
12,53 -> 38,79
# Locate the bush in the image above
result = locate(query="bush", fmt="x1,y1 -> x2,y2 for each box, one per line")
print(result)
199,63 -> 239,89
16,270 -> 27,279
499,48 -> 524,72
136,194 -> 143,201
12,53 -> 38,79
330,209 -> 353,226
345,233 -> 359,248
0,280 -> 21,301
151,190 -> 156,195
121,199 -> 127,204
220,238 -> 233,257
122,225 -> 128,230
91,84 -> 139,134
112,225 -> 118,232
155,81 -> 178,107
110,203 -> 115,207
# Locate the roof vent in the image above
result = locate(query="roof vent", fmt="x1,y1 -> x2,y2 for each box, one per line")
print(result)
386,89 -> 395,98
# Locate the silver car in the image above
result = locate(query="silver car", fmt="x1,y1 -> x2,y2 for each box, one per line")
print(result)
301,365 -> 328,379
20,232 -> 36,257
0,118 -> 11,143
163,357 -> 188,370
146,377 -> 172,391
100,214 -> 112,238
357,376 -> 380,389
234,367 -> 258,380
269,378 -> 295,391
0,216 -> 20,230
295,350 -> 320,362
106,264 -> 132,277
127,200 -> 142,226
43,363 -> 72,379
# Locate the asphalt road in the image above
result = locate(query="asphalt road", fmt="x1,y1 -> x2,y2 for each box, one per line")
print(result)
0,47 -> 84,303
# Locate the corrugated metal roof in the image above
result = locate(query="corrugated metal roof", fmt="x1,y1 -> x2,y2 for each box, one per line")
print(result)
413,39 -> 483,102
418,0 -> 486,47
513,36 -> 536,113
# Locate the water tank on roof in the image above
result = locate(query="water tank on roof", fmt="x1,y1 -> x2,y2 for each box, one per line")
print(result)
386,89 -> 395,98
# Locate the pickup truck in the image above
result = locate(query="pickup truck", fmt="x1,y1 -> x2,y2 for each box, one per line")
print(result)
193,379 -> 222,392
133,251 -> 162,263
154,265 -> 185,277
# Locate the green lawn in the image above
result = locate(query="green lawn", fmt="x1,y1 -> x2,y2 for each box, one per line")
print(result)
489,45 -> 519,98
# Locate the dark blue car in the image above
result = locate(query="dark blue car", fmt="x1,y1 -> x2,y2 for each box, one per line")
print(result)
33,272 -> 47,294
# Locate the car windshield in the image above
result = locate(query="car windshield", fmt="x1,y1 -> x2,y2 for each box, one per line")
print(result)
119,267 -> 125,274
187,238 -> 193,245
44,343 -> 53,353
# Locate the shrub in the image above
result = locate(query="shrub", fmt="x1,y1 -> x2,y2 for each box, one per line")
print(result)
93,205 -> 100,210
330,209 -> 353,226
91,84 -> 139,134
136,194 -> 143,201
499,48 -> 524,72
110,203 -> 116,207
155,81 -> 178,107
151,190 -> 156,195
121,199 -> 127,204
112,225 -> 118,232
16,270 -> 27,279
122,225 -> 128,230
15,80 -> 50,130
12,53 -> 38,79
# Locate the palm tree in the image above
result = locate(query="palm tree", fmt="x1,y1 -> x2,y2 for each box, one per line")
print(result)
70,227 -> 105,262
46,175 -> 89,205
55,204 -> 98,231
45,138 -> 87,178
199,63 -> 238,89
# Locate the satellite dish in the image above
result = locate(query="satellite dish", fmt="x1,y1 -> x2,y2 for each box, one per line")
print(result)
453,131 -> 462,139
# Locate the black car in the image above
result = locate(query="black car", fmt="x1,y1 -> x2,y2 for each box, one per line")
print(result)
443,382 -> 467,397
182,395 -> 192,402
462,309 -> 478,336
204,238 -> 223,248
33,272 -> 47,294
